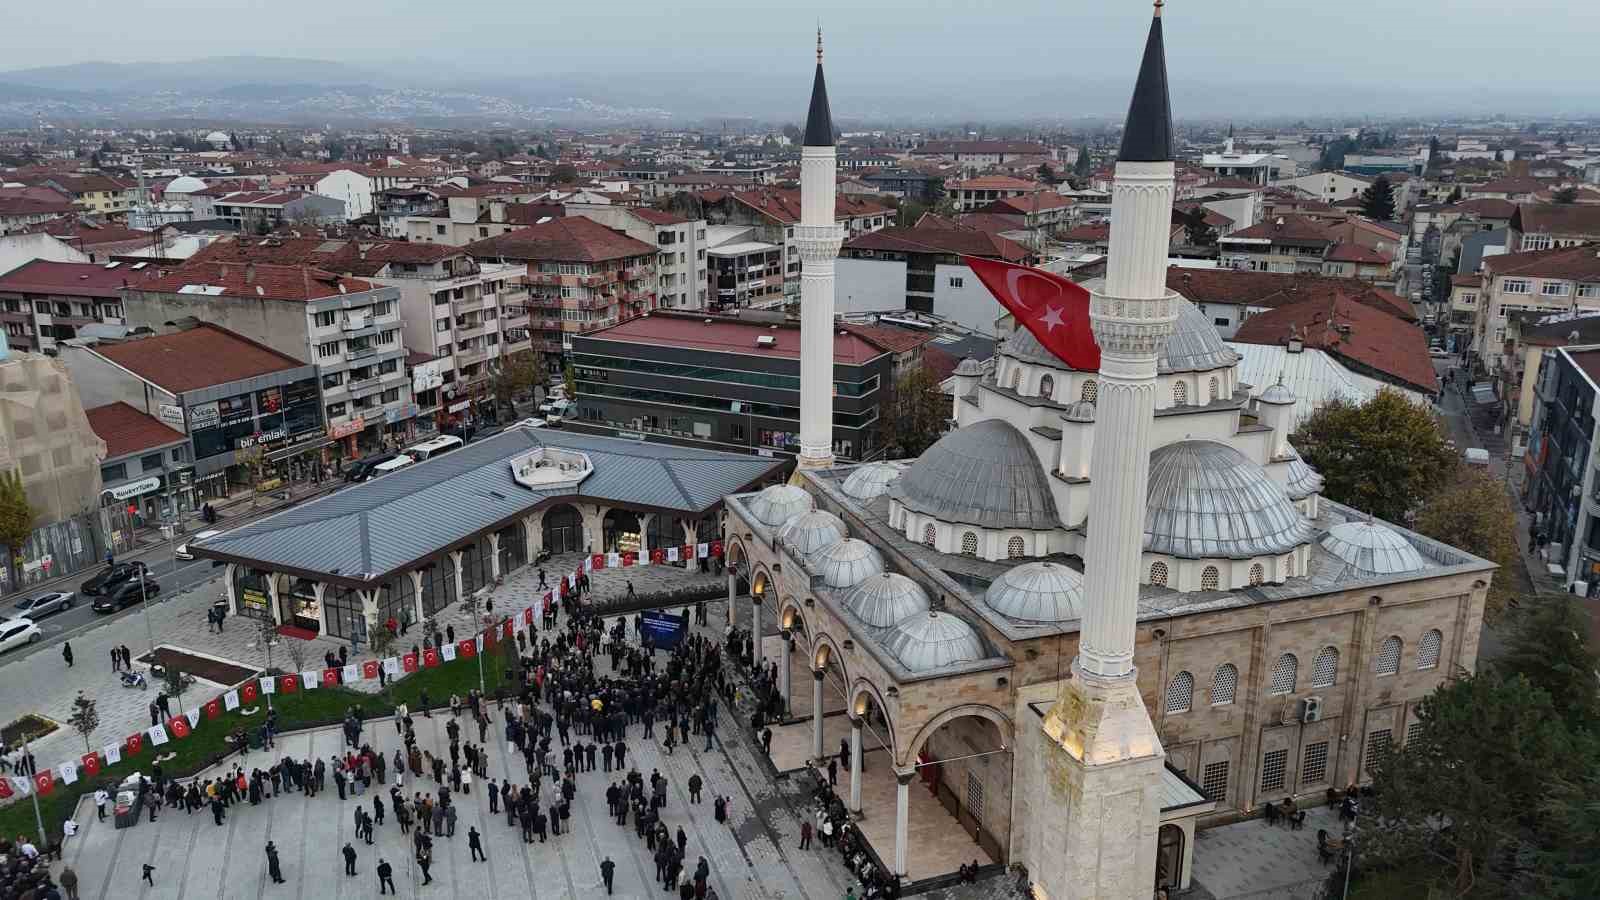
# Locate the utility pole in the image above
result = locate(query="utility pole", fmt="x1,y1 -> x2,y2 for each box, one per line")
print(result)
20,733 -> 46,850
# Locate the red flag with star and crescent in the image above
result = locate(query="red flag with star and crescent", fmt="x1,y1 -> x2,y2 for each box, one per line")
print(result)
963,256 -> 1100,371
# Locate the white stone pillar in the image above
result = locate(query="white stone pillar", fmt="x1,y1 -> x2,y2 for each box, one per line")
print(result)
725,568 -> 736,625
778,629 -> 792,711
811,668 -> 825,761
265,574 -> 283,626
450,550 -> 464,604
893,769 -> 913,877
223,563 -> 238,616
750,594 -> 763,669
358,589 -> 379,641
488,532 -> 502,580
409,570 -> 425,628
523,513 -> 541,565
796,141 -> 843,470
637,513 -> 654,558
311,582 -> 328,634
680,520 -> 698,563
849,714 -> 864,814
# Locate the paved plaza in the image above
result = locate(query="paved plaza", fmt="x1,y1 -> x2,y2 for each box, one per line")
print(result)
1190,805 -> 1343,899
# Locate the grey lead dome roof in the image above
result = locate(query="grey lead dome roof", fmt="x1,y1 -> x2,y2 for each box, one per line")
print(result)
776,510 -> 847,559
1144,440 -> 1313,559
844,572 -> 931,629
813,538 -> 885,589
884,611 -> 988,673
746,484 -> 814,528
1284,451 -> 1325,500
1321,521 -> 1426,576
841,462 -> 902,502
890,419 -> 1060,531
1259,382 -> 1297,405
984,561 -> 1086,622
1000,297 -> 1238,375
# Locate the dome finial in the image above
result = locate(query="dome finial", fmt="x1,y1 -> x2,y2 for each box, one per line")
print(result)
817,25 -> 823,63
1153,0 -> 1164,17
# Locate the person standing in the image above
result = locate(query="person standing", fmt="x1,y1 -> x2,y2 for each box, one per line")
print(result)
342,842 -> 357,876
94,788 -> 109,821
266,841 -> 285,884
62,641 -> 73,667
600,856 -> 616,895
417,845 -> 433,885
800,820 -> 813,850
377,858 -> 395,895
60,864 -> 80,900
468,826 -> 485,862
142,863 -> 155,886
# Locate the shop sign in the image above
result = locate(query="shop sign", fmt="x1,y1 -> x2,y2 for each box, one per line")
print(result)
158,404 -> 185,430
237,425 -> 288,449
384,403 -> 420,425
216,394 -> 254,427
187,402 -> 219,429
329,417 -> 366,439
448,400 -> 470,413
107,476 -> 161,501
413,360 -> 445,393
21,555 -> 53,575
241,588 -> 269,612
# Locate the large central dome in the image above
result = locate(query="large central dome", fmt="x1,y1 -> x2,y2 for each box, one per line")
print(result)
1001,296 -> 1238,374
890,419 -> 1060,530
1145,440 -> 1312,559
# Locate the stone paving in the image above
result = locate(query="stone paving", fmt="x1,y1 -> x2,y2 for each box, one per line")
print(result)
1190,804 -> 1342,899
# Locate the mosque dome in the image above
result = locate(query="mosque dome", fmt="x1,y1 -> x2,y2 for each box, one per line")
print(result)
1063,400 -> 1096,423
1259,382 -> 1297,406
844,572 -> 931,628
776,510 -> 847,559
813,538 -> 885,590
1000,297 -> 1237,375
1145,440 -> 1313,559
1284,450 -> 1325,500
841,462 -> 902,502
954,356 -> 984,377
164,175 -> 208,194
204,130 -> 231,144
1321,520 -> 1426,577
884,611 -> 987,673
983,561 -> 1086,623
890,419 -> 1059,530
746,484 -> 814,528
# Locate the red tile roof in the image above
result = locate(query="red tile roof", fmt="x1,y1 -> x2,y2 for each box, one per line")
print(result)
1450,273 -> 1482,287
627,208 -> 689,226
584,312 -> 887,365
979,193 -> 1074,214
1225,214 -> 1333,244
947,175 -> 1042,191
1231,292 -> 1439,394
85,402 -> 186,458
463,215 -> 656,263
1512,204 -> 1600,238
0,260 -> 161,298
1167,267 -> 1416,321
1484,243 -> 1600,282
94,324 -> 304,392
843,225 -> 1031,263
35,217 -> 151,247
838,322 -> 935,355
913,140 -> 1048,156
1455,198 -> 1517,219
1061,222 -> 1112,243
0,195 -> 76,217
720,188 -> 892,226
950,212 -> 1027,236
1325,242 -> 1391,264
140,261 -> 373,301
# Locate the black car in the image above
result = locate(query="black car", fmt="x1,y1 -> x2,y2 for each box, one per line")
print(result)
345,453 -> 398,483
80,561 -> 150,597
92,578 -> 159,613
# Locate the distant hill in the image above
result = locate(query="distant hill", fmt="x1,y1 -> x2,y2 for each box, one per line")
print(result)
0,57 -> 394,94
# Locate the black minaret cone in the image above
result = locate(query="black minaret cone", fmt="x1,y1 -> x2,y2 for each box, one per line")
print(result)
803,29 -> 835,148
1117,3 -> 1173,163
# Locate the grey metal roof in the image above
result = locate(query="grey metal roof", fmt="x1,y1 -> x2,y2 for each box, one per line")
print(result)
1063,400 -> 1096,423
775,509 -> 847,559
1284,450 -> 1325,500
1144,440 -> 1313,559
983,561 -> 1085,623
803,62 -> 835,148
745,483 -> 814,527
813,538 -> 885,590
840,462 -> 903,502
1001,296 -> 1237,375
192,428 -> 781,584
844,572 -> 931,629
883,611 -> 987,673
1117,13 -> 1172,164
1259,382 -> 1297,405
1321,520 -> 1426,577
890,419 -> 1061,530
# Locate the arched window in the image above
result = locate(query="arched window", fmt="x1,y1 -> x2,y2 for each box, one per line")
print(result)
1007,536 -> 1026,559
1173,381 -> 1188,406
922,523 -> 937,548
1416,630 -> 1442,670
1211,663 -> 1238,706
1165,671 -> 1194,714
960,531 -> 979,556
1248,563 -> 1265,586
1009,367 -> 1021,390
1311,646 -> 1339,687
1376,636 -> 1402,676
1149,561 -> 1169,586
1080,378 -> 1098,403
1200,566 -> 1220,591
1208,376 -> 1220,400
1038,374 -> 1054,400
1269,653 -> 1298,695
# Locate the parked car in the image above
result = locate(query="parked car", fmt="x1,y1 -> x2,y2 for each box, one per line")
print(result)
8,591 -> 74,620
345,452 -> 398,483
0,618 -> 41,653
513,417 -> 548,429
1429,347 -> 1449,358
80,561 -> 149,597
92,578 -> 159,613
174,530 -> 222,561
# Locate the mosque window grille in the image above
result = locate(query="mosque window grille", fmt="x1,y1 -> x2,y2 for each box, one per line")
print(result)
1211,664 -> 1238,706
1201,761 -> 1230,802
1364,728 -> 1393,776
1405,721 -> 1425,746
1260,748 -> 1288,793
1149,561 -> 1169,586
1080,378 -> 1098,403
1165,671 -> 1194,714
966,773 -> 984,827
1200,565 -> 1220,591
1269,653 -> 1298,695
1010,367 -> 1021,390
961,531 -> 979,556
1038,374 -> 1054,401
1311,647 -> 1338,687
1300,741 -> 1329,787
1007,536 -> 1026,559
1416,629 -> 1442,670
1376,636 -> 1402,676
1173,381 -> 1188,406
1248,563 -> 1264,586
1209,376 -> 1220,401
922,523 -> 937,548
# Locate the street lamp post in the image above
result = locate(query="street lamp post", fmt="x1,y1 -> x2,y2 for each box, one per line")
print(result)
20,733 -> 46,850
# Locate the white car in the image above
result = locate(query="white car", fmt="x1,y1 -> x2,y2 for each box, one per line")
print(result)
513,417 -> 548,429
8,591 -> 73,620
1429,347 -> 1448,358
175,530 -> 222,560
0,618 -> 41,654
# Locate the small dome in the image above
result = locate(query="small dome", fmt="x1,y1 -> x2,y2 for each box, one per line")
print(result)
1063,400 -> 1096,423
1259,382 -> 1296,406
984,561 -> 1086,622
891,419 -> 1060,530
1322,520 -> 1426,576
955,356 -> 983,377
746,484 -> 814,527
1001,296 -> 1237,374
1145,440 -> 1313,559
777,510 -> 847,559
164,175 -> 209,194
841,462 -> 902,502
844,572 -> 931,628
813,538 -> 885,589
884,611 -> 987,672
1284,450 -> 1325,500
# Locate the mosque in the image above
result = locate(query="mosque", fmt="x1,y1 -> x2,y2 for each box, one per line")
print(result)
723,7 -> 1495,897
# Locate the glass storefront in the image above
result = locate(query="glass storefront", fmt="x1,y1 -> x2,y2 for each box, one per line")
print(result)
235,568 -> 272,622
283,577 -> 321,632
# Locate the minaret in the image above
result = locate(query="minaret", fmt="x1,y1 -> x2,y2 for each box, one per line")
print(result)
1034,5 -> 1176,898
796,29 -> 843,471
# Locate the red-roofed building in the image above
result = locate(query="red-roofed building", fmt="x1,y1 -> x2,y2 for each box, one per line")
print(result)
1231,291 -> 1439,395
974,191 -> 1075,228
0,192 -> 78,235
1167,267 -> 1416,338
84,401 -> 193,520
35,174 -> 136,217
1474,243 -> 1600,368
697,188 -> 892,301
0,260 -> 163,353
564,204 -> 709,310
212,190 -> 347,232
945,176 -> 1045,212
32,217 -> 156,262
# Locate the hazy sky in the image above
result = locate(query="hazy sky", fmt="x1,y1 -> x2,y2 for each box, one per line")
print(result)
6,0 -> 1599,118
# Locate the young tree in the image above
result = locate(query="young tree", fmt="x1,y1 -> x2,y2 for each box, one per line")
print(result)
551,163 -> 578,183
283,635 -> 308,677
0,469 -> 35,585
1037,163 -> 1057,185
1552,186 -> 1580,204
69,690 -> 98,752
1543,773 -> 1600,899
1445,185 -> 1463,204
780,124 -> 802,145
235,445 -> 268,508
1181,207 -> 1217,247
490,350 -> 544,419
1412,469 -> 1519,620
1496,596 -> 1600,730
1359,175 -> 1397,221
878,364 -> 950,459
1293,390 -> 1457,523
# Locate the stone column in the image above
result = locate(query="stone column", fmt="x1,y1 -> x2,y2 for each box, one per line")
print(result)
637,513 -> 654,558
894,769 -> 914,877
849,714 -> 864,814
523,512 -> 542,566
488,532 -> 502,580
223,563 -> 238,616
450,550 -> 465,605
681,520 -> 698,567
750,594 -> 763,669
725,568 -> 736,627
358,589 -> 379,642
581,504 -> 608,554
778,629 -> 792,712
811,668 -> 825,762
311,582 -> 329,634
265,573 -> 283,625
409,570 -> 426,628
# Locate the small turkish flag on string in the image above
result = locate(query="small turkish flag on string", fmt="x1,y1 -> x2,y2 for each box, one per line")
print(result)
204,697 -> 222,720
362,659 -> 380,680
279,674 -> 297,694
402,652 -> 419,673
0,778 -> 13,800
32,771 -> 53,796
423,648 -> 440,668
963,255 -> 1100,371
458,638 -> 476,659
501,619 -> 514,640
322,668 -> 340,687
81,753 -> 101,777
125,732 -> 144,755
710,540 -> 723,558
522,606 -> 534,625
241,682 -> 259,704
168,716 -> 190,739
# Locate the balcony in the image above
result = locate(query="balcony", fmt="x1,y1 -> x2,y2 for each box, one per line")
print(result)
584,271 -> 619,287
623,265 -> 651,281
345,344 -> 378,361
451,296 -> 484,316
454,320 -> 487,339
456,346 -> 490,366
526,272 -> 561,286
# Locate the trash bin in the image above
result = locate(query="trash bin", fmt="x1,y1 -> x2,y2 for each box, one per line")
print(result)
113,790 -> 140,830
249,729 -> 265,750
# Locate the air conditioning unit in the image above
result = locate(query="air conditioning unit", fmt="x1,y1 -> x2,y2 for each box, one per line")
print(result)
755,334 -> 776,348
1299,696 -> 1322,723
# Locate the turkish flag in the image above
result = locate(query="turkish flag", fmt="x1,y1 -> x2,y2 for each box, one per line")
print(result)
32,771 -> 52,796
241,682 -> 259,705
125,732 -> 144,755
621,552 -> 635,567
204,697 -> 222,720
423,648 -> 440,668
683,544 -> 695,562
168,716 -> 191,739
650,548 -> 665,565
81,753 -> 101,777
591,554 -> 605,570
458,639 -> 476,659
323,668 -> 339,687
522,606 -> 534,625
0,779 -> 11,800
280,674 -> 298,694
963,255 -> 1100,371
402,653 -> 419,673
710,540 -> 723,558
501,619 -> 514,640
362,659 -> 380,680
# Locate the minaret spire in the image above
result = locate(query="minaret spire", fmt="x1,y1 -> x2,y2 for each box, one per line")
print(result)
795,33 -> 843,473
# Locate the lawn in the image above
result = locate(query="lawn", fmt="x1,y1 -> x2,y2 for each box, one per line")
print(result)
0,641 -> 510,845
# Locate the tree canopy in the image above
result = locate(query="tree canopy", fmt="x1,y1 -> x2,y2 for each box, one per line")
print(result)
1552,186 -> 1580,204
490,349 -> 544,416
1413,468 -> 1519,620
0,469 -> 35,566
879,365 -> 950,459
1495,596 -> 1600,731
1181,207 -> 1217,247
1293,390 -> 1458,523
1359,175 -> 1397,221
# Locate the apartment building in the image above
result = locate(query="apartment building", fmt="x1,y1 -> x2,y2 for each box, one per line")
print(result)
212,191 -> 346,232
120,261 -> 414,454
705,228 -> 784,310
945,176 -> 1045,212
465,216 -> 658,355
1218,215 -> 1332,274
0,193 -> 77,234
1472,244 -> 1600,369
402,187 -> 551,245
566,205 -> 708,310
1509,204 -> 1600,251
38,174 -> 137,217
698,188 -> 891,301
0,260 -> 162,353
